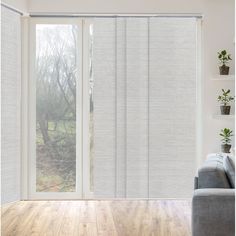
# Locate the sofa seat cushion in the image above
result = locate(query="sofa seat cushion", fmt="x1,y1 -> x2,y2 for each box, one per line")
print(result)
198,159 -> 231,189
223,156 -> 235,188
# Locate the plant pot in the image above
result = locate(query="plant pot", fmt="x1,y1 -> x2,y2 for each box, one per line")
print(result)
219,65 -> 230,75
220,105 -> 231,115
221,144 -> 231,153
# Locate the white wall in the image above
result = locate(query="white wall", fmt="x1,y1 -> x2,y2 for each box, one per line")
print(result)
2,0 -> 28,12
202,0 -> 235,159
28,0 -> 234,17
27,0 -> 235,162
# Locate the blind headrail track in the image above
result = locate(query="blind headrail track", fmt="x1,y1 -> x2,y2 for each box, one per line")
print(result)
29,13 -> 203,18
1,3 -> 23,15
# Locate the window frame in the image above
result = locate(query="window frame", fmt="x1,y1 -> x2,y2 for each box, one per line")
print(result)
24,17 -> 92,199
21,16 -> 202,200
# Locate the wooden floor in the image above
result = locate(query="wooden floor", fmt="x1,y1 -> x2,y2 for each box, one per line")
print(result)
1,200 -> 191,236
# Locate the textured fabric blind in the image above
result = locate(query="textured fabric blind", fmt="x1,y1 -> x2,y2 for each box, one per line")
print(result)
1,7 -> 21,204
92,17 -> 197,198
149,18 -> 197,198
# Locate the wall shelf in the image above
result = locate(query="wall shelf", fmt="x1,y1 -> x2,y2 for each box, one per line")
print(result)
211,75 -> 235,81
212,114 -> 235,120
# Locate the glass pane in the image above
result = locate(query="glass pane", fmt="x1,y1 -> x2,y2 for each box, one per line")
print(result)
89,24 -> 94,192
36,24 -> 78,192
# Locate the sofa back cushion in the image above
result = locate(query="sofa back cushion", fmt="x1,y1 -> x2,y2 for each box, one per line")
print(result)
198,159 -> 231,189
223,156 -> 235,188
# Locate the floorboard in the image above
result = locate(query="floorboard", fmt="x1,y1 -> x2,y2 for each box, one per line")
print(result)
1,200 -> 191,236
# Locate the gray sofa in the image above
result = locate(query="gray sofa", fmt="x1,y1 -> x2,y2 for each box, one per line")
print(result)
192,154 -> 235,236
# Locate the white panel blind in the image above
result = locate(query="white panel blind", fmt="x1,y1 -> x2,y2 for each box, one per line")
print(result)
1,7 -> 21,204
93,18 -> 116,197
149,18 -> 197,198
92,17 -> 198,198
126,18 -> 149,197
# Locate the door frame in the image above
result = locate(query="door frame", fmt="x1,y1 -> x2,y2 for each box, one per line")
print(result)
23,17 -> 92,199
21,15 -> 202,200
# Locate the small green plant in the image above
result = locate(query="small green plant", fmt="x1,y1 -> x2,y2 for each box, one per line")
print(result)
218,89 -> 234,106
219,128 -> 233,145
218,50 -> 232,66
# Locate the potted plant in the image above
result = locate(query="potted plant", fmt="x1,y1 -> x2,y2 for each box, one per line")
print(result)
218,50 -> 232,75
217,89 -> 234,115
219,128 -> 233,153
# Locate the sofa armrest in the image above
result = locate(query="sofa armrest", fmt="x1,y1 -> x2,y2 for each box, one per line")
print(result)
198,161 -> 230,188
192,189 -> 235,236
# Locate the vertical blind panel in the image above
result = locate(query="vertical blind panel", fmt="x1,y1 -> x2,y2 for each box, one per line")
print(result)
149,18 -> 197,198
93,18 -> 116,197
1,7 -> 21,203
116,18 -> 126,197
126,18 -> 149,198
93,17 -> 198,198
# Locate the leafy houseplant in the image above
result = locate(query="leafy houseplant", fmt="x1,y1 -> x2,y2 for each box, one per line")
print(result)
217,89 -> 234,115
220,128 -> 233,153
218,50 -> 232,75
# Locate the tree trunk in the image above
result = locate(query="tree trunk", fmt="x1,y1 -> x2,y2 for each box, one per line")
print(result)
38,118 -> 50,145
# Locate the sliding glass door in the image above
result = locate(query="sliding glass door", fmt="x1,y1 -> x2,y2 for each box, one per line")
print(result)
29,18 -> 84,199
28,16 -> 201,199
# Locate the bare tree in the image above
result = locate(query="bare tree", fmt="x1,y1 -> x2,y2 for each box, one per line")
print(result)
36,25 -> 78,192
